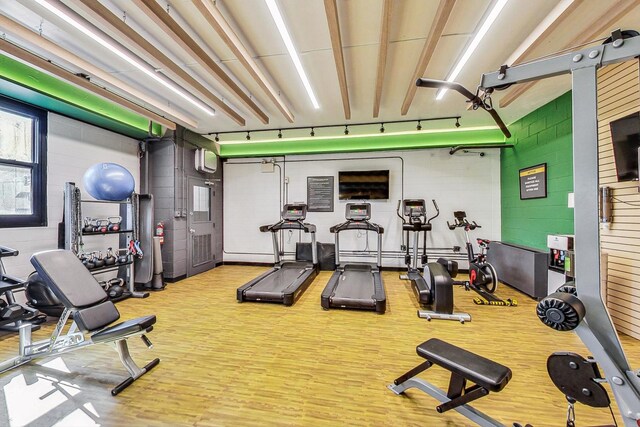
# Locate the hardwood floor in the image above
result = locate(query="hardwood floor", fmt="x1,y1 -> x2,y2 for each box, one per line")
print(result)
0,266 -> 638,426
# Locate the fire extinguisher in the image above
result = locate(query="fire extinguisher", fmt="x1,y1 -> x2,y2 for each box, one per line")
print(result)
156,221 -> 165,244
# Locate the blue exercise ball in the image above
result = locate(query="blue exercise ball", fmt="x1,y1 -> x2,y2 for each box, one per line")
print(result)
83,163 -> 135,201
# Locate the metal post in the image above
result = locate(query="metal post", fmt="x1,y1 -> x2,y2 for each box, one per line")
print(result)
272,232 -> 280,264
335,232 -> 341,266
311,231 -> 318,265
412,230 -> 419,271
572,65 -> 640,423
378,232 -> 383,268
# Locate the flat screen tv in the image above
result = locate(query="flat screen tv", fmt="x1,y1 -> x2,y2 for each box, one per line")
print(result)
338,170 -> 389,200
611,112 -> 640,182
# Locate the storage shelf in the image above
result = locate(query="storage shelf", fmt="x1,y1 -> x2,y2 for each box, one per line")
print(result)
81,229 -> 133,236
81,199 -> 131,204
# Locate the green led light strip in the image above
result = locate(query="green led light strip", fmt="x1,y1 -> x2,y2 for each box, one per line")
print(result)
218,128 -> 507,158
0,53 -> 161,138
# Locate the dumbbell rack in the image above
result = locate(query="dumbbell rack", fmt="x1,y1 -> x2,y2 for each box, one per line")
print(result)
63,182 -> 148,300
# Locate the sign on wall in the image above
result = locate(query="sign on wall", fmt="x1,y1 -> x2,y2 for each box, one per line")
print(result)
519,163 -> 547,200
307,176 -> 334,212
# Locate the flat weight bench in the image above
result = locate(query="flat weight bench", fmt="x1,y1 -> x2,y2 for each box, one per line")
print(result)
388,338 -> 512,427
0,250 -> 159,395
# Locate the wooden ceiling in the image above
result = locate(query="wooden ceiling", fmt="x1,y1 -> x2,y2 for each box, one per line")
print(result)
1,0 -> 639,142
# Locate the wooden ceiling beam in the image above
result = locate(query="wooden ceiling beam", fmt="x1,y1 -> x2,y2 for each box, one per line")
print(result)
324,0 -> 351,120
133,0 -> 269,124
506,0 -> 583,67
401,0 -> 456,116
193,0 -> 294,123
499,0 -> 637,108
0,14 -> 198,129
373,0 -> 392,118
72,0 -> 246,126
0,38 -> 176,130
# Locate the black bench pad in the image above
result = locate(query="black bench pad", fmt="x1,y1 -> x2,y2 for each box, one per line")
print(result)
91,315 -> 156,343
417,338 -> 511,392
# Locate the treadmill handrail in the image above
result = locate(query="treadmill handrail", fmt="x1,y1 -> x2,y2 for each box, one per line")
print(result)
330,220 -> 384,234
260,219 -> 316,233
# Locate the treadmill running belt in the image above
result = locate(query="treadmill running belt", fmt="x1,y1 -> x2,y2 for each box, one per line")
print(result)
332,270 -> 376,300
244,265 -> 308,295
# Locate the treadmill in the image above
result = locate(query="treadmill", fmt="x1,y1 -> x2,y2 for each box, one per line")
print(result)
237,203 -> 318,306
397,199 -> 438,305
321,203 -> 386,314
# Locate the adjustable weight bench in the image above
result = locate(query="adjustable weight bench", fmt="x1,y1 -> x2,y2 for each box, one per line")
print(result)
388,338 -> 512,427
0,250 -> 159,395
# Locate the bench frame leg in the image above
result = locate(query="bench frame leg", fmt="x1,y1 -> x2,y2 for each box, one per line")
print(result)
111,339 -> 160,396
388,377 -> 504,427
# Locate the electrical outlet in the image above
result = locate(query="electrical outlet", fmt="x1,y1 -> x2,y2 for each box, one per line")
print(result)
401,245 -> 406,252
284,176 -> 290,184
174,210 -> 181,218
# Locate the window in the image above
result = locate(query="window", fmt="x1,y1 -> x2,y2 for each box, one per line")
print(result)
0,97 -> 47,228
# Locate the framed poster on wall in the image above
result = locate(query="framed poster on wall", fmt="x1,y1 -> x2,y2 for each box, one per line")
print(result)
307,176 -> 334,212
519,163 -> 547,200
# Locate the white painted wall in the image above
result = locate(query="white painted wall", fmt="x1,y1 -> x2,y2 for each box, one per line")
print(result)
223,148 -> 501,268
0,113 -> 140,279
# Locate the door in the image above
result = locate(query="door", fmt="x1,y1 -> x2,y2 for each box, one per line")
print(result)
187,177 -> 216,276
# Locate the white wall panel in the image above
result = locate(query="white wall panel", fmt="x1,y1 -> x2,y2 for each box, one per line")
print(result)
223,148 -> 501,268
0,113 -> 140,278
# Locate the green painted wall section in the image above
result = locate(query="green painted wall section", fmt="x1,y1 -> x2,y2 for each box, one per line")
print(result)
0,54 -> 161,138
218,128 -> 507,158
501,91 -> 574,250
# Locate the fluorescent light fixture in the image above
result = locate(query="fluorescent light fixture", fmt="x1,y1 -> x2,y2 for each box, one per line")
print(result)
265,0 -> 320,109
33,0 -> 215,116
505,0 -> 575,66
217,125 -> 499,144
436,0 -> 510,100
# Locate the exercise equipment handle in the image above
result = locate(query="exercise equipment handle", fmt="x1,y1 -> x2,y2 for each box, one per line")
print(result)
427,199 -> 440,224
0,246 -> 19,258
415,78 -> 511,138
396,200 -> 406,224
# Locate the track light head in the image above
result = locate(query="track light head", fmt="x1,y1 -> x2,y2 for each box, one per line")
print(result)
455,118 -> 460,128
278,129 -> 282,138
380,123 -> 385,133
310,127 -> 315,137
416,121 -> 422,131
246,131 -> 251,140
214,133 -> 220,142
344,125 -> 349,135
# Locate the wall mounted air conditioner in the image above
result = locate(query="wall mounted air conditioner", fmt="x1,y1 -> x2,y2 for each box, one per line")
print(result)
195,148 -> 217,173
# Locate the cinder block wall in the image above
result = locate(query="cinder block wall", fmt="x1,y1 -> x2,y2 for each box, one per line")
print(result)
501,91 -> 574,250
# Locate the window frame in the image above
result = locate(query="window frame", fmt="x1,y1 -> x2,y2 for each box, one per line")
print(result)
0,96 -> 47,228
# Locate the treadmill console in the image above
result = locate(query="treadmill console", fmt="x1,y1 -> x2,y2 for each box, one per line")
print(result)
282,204 -> 307,221
345,203 -> 371,221
403,199 -> 426,217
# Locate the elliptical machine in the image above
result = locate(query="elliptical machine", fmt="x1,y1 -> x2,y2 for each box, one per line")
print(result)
397,200 -> 470,323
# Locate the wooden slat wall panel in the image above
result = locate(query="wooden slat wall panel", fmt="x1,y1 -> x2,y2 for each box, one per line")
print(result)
598,59 -> 640,339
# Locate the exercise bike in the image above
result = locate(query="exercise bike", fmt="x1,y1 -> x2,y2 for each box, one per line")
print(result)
0,245 -> 44,332
448,212 -> 516,307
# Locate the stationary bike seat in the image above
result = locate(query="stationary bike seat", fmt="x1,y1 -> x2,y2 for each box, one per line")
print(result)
477,238 -> 491,246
